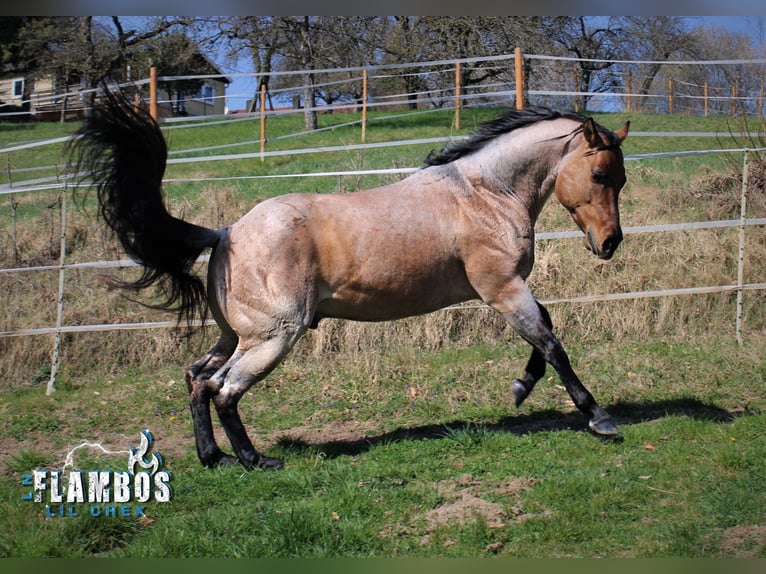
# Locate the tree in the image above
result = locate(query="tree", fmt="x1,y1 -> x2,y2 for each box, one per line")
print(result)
132,31 -> 213,115
309,17 -> 386,110
17,17 -> 103,109
15,16 -> 189,115
621,17 -> 701,112
0,17 -> 35,111
222,16 -> 319,129
542,16 -> 625,112
381,16 -> 428,110
419,17 -> 544,107
212,16 -> 284,112
293,17 -> 318,129
378,17 -> 547,110
0,17 -> 27,70
678,24 -> 760,115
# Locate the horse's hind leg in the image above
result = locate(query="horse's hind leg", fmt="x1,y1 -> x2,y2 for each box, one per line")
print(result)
512,302 -> 552,407
211,329 -> 304,470
186,332 -> 238,467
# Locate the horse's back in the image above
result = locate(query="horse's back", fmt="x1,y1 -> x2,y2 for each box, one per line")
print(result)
217,173 -> 479,325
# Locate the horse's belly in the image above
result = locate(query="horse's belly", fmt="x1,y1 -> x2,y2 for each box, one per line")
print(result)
315,263 -> 477,322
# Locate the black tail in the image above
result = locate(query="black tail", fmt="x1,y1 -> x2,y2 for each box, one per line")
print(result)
67,86 -> 220,327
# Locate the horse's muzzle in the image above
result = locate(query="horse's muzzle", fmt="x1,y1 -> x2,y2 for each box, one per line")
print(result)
587,229 -> 622,260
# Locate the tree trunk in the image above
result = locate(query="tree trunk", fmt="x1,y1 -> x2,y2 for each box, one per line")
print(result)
302,72 -> 317,129
80,17 -> 96,118
299,17 -> 317,130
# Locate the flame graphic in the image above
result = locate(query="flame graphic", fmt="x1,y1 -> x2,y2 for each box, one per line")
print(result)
128,429 -> 163,475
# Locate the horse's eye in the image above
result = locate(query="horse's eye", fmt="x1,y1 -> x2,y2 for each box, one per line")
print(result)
592,170 -> 607,184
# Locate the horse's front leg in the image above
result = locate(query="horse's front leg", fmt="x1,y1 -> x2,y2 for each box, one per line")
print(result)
492,278 -> 618,436
185,335 -> 239,467
512,301 -> 553,408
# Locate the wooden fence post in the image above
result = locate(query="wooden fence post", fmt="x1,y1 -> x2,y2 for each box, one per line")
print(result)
60,94 -> 68,123
7,156 -> 18,264
149,66 -> 158,121
514,47 -> 524,110
625,71 -> 632,114
668,77 -> 673,114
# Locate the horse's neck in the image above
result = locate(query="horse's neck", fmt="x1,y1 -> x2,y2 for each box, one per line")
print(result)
456,122 -> 579,223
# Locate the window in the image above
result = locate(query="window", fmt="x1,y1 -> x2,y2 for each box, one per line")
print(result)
195,83 -> 215,105
13,79 -> 24,98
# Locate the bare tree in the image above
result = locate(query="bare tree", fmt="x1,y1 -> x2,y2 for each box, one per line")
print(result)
378,17 -> 547,109
677,24 -> 760,115
310,17 -> 387,110
223,17 -> 320,129
212,17 -> 284,112
212,16 -> 766,119
296,17 -> 318,130
621,16 -> 701,112
131,31 -> 214,115
16,16 -> 189,115
542,16 -> 625,112
380,16 -> 428,110
425,18 -> 542,93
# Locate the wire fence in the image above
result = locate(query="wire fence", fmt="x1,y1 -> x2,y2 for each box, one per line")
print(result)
1,139 -> 764,337
1,51 -> 765,393
3,50 -> 766,121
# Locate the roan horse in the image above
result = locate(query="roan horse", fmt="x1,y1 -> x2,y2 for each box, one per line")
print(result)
69,88 -> 629,470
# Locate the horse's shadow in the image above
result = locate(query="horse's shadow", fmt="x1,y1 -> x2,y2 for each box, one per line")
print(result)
273,397 -> 745,459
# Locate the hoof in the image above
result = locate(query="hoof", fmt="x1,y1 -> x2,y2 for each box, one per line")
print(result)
512,380 -> 530,408
588,415 -> 620,437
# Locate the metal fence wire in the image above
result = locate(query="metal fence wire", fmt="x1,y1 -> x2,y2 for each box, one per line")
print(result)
1,52 -> 765,392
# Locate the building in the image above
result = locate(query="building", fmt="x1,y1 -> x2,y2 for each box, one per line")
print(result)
0,50 -> 230,120
0,72 -> 27,117
156,76 -> 230,118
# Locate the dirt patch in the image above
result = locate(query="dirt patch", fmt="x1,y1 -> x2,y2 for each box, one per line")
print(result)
422,476 -> 508,532
379,472 -> 551,550
422,474 -> 545,533
719,524 -> 766,557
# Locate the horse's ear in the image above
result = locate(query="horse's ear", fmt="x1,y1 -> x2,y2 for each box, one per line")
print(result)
615,121 -> 630,144
582,117 -> 605,148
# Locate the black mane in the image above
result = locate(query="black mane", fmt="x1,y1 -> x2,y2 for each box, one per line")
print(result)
424,107 -> 611,166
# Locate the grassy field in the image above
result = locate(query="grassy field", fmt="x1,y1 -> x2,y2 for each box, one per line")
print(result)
1,106 -> 765,558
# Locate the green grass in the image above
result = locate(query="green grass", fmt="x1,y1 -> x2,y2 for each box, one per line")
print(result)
1,336 -> 765,558
1,106 -> 766,558
0,106 -> 751,201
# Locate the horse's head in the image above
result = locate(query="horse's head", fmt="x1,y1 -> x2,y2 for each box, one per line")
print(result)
555,117 -> 629,260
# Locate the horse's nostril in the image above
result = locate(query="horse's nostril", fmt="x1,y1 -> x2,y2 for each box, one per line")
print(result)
601,234 -> 622,259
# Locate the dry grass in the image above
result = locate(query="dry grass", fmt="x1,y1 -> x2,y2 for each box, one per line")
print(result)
1,142 -> 765,388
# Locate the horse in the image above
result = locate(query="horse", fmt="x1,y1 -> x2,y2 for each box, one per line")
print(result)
69,88 -> 629,470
